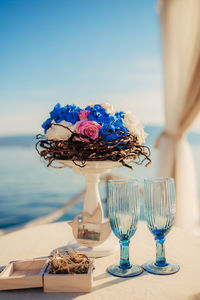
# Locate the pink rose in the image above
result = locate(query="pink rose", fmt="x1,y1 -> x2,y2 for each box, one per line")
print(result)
75,120 -> 102,141
79,110 -> 90,121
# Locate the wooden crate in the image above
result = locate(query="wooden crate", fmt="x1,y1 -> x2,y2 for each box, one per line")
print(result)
0,258 -> 93,293
0,259 -> 49,290
43,264 -> 93,293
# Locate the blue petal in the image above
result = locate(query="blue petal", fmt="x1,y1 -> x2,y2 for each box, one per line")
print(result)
42,118 -> 52,133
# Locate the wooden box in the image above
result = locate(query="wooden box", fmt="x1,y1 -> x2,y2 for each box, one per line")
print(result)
43,264 -> 93,293
0,259 -> 48,290
0,258 -> 93,293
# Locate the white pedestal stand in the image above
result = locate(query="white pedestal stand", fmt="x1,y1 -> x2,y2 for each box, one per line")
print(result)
56,161 -> 121,257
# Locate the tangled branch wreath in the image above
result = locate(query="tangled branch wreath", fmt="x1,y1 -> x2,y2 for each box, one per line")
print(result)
36,123 -> 151,169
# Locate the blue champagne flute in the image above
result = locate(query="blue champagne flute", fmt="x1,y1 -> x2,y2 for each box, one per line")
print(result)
107,179 -> 143,277
143,178 -> 180,275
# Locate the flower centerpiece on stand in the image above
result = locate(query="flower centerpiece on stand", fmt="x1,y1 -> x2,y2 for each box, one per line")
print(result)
37,102 -> 151,168
36,102 -> 151,257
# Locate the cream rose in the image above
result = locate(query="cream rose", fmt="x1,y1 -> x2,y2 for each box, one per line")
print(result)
123,112 -> 148,144
99,102 -> 114,114
45,120 -> 75,141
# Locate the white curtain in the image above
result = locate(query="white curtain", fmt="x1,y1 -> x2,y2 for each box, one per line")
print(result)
157,0 -> 200,231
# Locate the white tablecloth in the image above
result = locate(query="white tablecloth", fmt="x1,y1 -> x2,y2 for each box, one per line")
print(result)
0,221 -> 200,300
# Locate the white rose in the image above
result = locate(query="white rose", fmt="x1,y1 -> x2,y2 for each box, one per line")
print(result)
123,112 -> 148,144
45,120 -> 75,141
99,102 -> 114,114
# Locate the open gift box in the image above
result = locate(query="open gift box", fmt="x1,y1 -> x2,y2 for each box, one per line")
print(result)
0,258 -> 93,293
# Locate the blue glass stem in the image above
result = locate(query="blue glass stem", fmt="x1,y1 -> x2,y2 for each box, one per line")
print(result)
155,237 -> 167,267
120,240 -> 131,269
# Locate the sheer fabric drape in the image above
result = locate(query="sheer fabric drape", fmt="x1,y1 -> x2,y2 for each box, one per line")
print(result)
157,0 -> 200,230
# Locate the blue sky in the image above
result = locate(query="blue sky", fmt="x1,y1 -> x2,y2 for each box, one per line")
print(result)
0,0 -> 165,136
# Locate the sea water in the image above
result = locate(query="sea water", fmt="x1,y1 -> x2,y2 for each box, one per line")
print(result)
0,126 -> 199,230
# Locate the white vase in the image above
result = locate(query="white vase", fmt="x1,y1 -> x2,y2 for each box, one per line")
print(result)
58,160 -> 121,218
55,160 -> 122,257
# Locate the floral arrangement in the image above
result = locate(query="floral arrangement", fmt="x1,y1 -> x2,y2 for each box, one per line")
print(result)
36,102 -> 151,169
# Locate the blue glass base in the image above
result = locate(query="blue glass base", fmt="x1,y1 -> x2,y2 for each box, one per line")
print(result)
142,261 -> 180,275
107,264 -> 143,278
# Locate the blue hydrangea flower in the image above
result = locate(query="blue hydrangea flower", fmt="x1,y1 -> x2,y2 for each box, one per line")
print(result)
100,113 -> 128,146
115,111 -> 125,119
42,118 -> 52,133
50,103 -> 81,125
101,126 -> 129,142
87,105 -> 109,123
42,103 -> 82,133
49,103 -> 63,123
61,104 -> 81,124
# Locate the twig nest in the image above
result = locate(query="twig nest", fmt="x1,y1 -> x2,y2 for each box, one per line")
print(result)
36,124 -> 151,169
49,250 -> 93,274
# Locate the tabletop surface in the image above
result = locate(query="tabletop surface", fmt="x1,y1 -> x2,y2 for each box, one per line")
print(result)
0,221 -> 200,300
